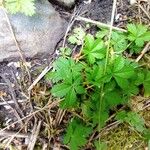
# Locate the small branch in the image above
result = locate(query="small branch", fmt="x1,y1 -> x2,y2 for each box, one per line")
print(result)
0,100 -> 60,134
136,42 -> 150,62
28,66 -> 52,91
27,120 -> 42,150
0,74 -> 24,118
0,99 -> 27,106
62,7 -> 81,47
76,16 -> 127,32
138,4 -> 150,20
1,6 -> 31,82
0,131 -> 29,139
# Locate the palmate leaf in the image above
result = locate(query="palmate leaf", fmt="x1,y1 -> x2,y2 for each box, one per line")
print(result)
50,57 -> 85,108
127,24 -> 150,51
64,119 -> 92,150
110,56 -> 135,90
111,32 -> 128,52
5,0 -> 35,16
104,90 -> 125,107
85,64 -> 104,87
68,27 -> 85,45
83,34 -> 105,64
51,83 -> 71,97
60,88 -> 77,108
50,57 -> 83,83
116,111 -> 145,133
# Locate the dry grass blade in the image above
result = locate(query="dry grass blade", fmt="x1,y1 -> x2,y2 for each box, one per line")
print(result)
0,100 -> 61,134
0,131 -> 29,138
138,3 -> 150,20
0,6 -> 31,82
27,120 -> 42,150
76,16 -> 127,32
0,99 -> 27,106
0,74 -> 24,118
136,42 -> 150,62
54,109 -> 66,126
28,66 -> 52,91
62,7 -> 81,47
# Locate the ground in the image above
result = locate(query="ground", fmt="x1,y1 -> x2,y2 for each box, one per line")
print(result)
0,0 -> 150,149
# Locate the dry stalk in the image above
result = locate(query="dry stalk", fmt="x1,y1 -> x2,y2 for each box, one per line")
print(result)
1,6 -> 31,83
76,16 -> 127,32
0,100 -> 61,134
27,120 -> 42,150
136,42 -> 150,62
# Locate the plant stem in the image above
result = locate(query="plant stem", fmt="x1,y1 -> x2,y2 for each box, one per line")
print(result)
98,0 -> 117,147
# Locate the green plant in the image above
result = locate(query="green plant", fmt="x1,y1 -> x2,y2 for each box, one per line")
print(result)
46,24 -> 150,150
127,24 -> 150,53
68,27 -> 85,45
3,0 -> 35,16
64,118 -> 92,150
116,111 -> 145,133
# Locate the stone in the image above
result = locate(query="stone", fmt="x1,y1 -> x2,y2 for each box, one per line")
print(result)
0,0 -> 67,62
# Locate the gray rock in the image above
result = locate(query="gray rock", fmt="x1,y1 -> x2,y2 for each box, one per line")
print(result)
0,0 -> 67,62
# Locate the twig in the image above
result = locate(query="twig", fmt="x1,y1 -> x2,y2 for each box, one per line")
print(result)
142,99 -> 150,110
0,100 -> 61,133
136,42 -> 150,62
0,96 -> 23,125
42,143 -> 48,150
0,99 -> 27,106
0,74 -> 24,118
1,6 -> 31,82
28,66 -> 52,91
54,109 -> 66,126
27,120 -> 42,150
62,7 -> 80,47
76,16 -> 127,32
95,121 -> 120,140
138,3 -> 150,20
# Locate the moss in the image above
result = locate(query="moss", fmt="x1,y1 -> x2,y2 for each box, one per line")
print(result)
101,124 -> 146,150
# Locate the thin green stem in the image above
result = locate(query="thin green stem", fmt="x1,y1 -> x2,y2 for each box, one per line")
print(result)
98,0 -> 117,148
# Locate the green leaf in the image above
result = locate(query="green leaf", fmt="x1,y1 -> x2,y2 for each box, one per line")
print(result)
143,71 -> 150,97
92,109 -> 109,129
75,85 -> 85,94
83,36 -> 105,64
126,112 -> 145,132
113,56 -> 125,72
96,29 -> 109,39
114,66 -> 135,79
51,83 -> 71,97
127,24 -> 150,53
60,89 -> 77,108
127,24 -> 138,36
114,76 -> 129,89
85,64 -> 104,87
68,27 -> 85,45
104,90 -> 124,107
64,119 -> 92,150
94,141 -> 107,150
115,111 -> 127,122
116,111 -> 145,133
111,32 -> 128,52
84,34 -> 95,50
5,0 -> 35,16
